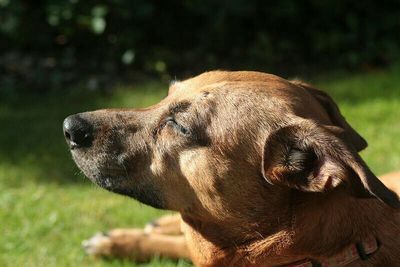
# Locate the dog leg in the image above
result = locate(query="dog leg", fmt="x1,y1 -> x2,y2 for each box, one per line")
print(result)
144,213 -> 183,235
379,171 -> 400,196
83,228 -> 190,262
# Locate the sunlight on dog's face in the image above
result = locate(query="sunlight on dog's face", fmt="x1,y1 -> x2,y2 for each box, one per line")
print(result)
68,87 -> 265,213
65,71 -> 399,219
65,72 -> 296,216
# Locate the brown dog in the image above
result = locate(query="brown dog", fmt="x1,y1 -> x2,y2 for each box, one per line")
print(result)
64,71 -> 400,266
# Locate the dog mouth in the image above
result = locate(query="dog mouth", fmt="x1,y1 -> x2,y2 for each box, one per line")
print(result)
64,114 -> 165,209
70,149 -> 165,209
93,172 -> 165,210
95,175 -> 127,190
71,148 -> 129,184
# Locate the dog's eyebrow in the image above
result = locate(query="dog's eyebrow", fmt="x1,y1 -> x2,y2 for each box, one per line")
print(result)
169,101 -> 191,114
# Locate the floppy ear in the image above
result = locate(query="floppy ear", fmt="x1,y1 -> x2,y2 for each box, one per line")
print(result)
262,120 -> 399,209
291,81 -> 367,152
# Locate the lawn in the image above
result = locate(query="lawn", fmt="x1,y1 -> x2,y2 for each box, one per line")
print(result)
1,66 -> 399,266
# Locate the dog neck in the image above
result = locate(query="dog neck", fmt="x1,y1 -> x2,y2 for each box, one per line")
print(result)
182,188 -> 397,266
254,189 -> 397,266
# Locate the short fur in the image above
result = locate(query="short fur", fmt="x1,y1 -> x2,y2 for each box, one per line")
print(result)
66,71 -> 400,266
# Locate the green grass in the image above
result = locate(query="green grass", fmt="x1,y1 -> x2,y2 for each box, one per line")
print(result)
1,66 -> 399,266
313,65 -> 400,174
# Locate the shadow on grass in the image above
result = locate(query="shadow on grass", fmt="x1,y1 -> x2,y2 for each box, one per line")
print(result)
0,83 -> 167,185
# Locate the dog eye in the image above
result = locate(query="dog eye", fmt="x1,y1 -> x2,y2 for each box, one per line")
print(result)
164,117 -> 190,135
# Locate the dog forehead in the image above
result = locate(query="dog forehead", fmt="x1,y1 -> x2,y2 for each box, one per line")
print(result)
169,70 -> 292,98
174,71 -> 280,89
168,71 -> 331,124
183,70 -> 285,86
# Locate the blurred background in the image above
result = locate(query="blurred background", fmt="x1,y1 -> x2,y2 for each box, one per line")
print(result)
1,0 -> 400,91
1,1 -> 399,266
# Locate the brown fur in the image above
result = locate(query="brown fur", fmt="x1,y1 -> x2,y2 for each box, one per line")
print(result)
66,71 -> 400,266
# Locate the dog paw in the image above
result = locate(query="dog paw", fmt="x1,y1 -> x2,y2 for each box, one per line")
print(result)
143,214 -> 182,235
82,232 -> 112,256
144,220 -> 158,234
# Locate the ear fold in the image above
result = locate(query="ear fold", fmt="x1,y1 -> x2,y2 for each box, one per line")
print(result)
291,81 -> 367,152
262,120 -> 399,209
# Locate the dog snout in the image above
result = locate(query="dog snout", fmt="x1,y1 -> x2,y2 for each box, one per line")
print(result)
63,114 -> 93,149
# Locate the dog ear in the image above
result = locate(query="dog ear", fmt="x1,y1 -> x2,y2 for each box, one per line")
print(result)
261,120 -> 399,209
291,81 -> 367,152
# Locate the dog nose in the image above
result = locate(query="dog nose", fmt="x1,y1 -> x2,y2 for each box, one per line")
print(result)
63,115 -> 93,149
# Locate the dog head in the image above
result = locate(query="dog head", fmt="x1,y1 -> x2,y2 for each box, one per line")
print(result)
64,71 -> 399,219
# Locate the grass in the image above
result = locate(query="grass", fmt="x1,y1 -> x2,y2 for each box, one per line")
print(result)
312,65 -> 400,174
1,66 -> 399,266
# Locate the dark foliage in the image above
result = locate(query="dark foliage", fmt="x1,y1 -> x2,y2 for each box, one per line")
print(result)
1,0 -> 399,90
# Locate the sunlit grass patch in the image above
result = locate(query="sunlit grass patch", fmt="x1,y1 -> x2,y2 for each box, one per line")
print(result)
1,66 -> 399,266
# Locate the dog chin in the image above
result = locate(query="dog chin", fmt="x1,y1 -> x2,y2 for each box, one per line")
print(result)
93,175 -> 165,210
71,153 -> 165,210
95,176 -> 126,191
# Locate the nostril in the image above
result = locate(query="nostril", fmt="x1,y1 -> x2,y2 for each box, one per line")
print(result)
64,131 -> 71,141
63,115 -> 94,149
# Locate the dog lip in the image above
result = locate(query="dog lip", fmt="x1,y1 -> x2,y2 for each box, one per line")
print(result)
94,175 -> 127,190
88,173 -> 165,209
69,141 -> 79,150
100,177 -> 116,189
